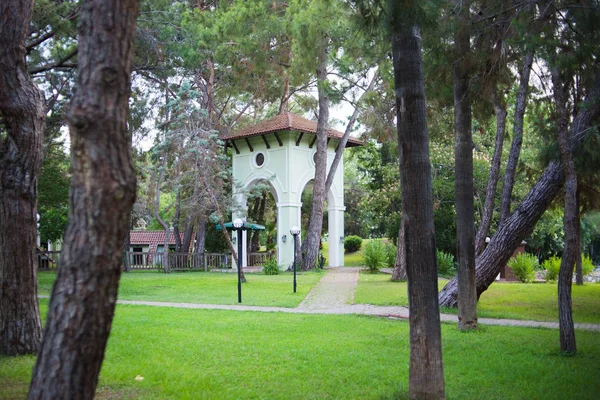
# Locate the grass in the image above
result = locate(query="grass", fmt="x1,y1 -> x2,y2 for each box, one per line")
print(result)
38,270 -> 324,308
2,299 -> 599,399
355,271 -> 600,323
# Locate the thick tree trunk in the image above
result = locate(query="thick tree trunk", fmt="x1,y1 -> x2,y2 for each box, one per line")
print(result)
499,51 -> 534,223
393,24 -> 445,399
28,0 -> 139,398
552,65 -> 578,354
302,45 -> 329,271
0,0 -> 44,356
391,215 -> 407,281
439,73 -> 600,308
475,90 -> 506,255
453,1 -> 477,330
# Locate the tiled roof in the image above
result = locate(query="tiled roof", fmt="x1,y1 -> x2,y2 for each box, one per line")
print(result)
130,230 -> 182,245
220,112 -> 363,147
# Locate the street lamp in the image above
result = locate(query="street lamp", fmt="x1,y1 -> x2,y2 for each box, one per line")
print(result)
233,218 -> 244,303
290,226 -> 300,293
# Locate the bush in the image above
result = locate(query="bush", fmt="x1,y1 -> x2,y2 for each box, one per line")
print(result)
436,250 -> 456,277
542,256 -> 561,282
384,243 -> 396,269
263,257 -> 280,275
582,254 -> 594,276
362,240 -> 386,273
508,253 -> 539,283
344,235 -> 363,253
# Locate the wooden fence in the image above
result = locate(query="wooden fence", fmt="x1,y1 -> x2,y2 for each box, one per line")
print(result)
124,252 -> 230,271
38,250 -> 62,270
38,250 -> 270,272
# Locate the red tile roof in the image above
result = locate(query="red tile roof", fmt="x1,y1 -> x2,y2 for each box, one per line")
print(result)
129,230 -> 183,252
220,112 -> 363,147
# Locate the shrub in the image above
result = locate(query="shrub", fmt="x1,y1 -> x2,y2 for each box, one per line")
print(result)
362,240 -> 386,273
263,257 -> 280,275
582,254 -> 594,276
542,256 -> 561,282
508,253 -> 539,283
384,243 -> 397,269
436,250 -> 456,277
344,235 -> 363,253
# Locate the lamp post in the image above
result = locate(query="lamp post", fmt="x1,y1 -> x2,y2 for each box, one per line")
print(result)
233,218 -> 244,303
290,226 -> 300,293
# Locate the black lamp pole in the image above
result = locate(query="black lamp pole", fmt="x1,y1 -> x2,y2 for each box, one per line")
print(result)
290,227 -> 300,293
233,218 -> 244,303
237,227 -> 242,303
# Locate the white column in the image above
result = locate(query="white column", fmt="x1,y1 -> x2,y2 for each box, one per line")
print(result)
327,205 -> 345,267
277,202 -> 302,270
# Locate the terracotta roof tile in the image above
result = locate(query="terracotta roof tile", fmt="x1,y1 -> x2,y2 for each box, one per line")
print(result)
220,112 -> 363,147
130,231 -> 182,246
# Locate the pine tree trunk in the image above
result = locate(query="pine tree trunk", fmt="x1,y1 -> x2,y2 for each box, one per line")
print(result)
453,1 -> 478,330
0,0 -> 44,356
439,73 -> 600,308
302,45 -> 329,271
393,24 -> 445,400
391,215 -> 407,281
155,156 -> 170,273
499,51 -> 533,223
552,65 -> 578,354
28,0 -> 139,398
475,90 -> 506,255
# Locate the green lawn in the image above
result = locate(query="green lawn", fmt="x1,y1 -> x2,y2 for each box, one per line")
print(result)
2,300 -> 599,399
38,270 -> 324,308
355,271 -> 600,323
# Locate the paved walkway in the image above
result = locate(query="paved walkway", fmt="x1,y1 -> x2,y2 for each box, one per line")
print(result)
111,267 -> 600,332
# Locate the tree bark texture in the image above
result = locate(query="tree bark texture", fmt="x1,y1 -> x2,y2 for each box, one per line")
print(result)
453,1 -> 478,330
393,25 -> 445,400
475,90 -> 506,255
302,46 -> 329,270
552,65 -> 578,354
499,51 -> 533,223
391,214 -> 407,281
155,156 -> 170,273
28,0 -> 139,398
0,0 -> 44,356
439,73 -> 600,308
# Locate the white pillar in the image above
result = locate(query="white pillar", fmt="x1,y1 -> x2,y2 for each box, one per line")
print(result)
277,202 -> 302,270
327,205 -> 345,267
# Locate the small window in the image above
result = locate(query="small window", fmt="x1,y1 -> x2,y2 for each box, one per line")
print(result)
255,152 -> 265,167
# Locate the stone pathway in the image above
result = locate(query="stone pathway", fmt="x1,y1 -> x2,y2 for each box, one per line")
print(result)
109,268 -> 600,332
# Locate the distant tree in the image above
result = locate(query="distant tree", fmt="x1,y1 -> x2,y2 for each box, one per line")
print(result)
0,0 -> 44,356
28,0 -> 140,397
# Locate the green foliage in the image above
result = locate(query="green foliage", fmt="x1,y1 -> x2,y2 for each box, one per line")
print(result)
541,254 -> 594,282
204,223 -> 230,253
344,235 -> 363,252
38,148 -> 70,244
436,250 -> 456,277
541,256 -> 561,282
582,255 -> 594,276
384,243 -> 396,268
362,240 -> 386,273
263,257 -> 280,275
508,253 -> 539,283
